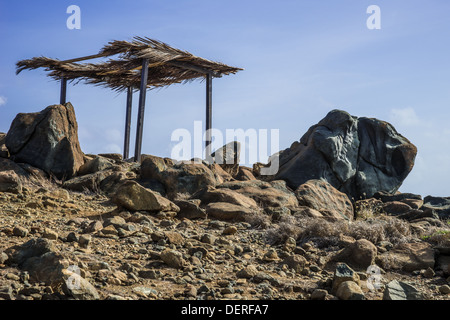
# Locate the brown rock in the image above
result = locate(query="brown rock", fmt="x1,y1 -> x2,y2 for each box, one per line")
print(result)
217,180 -> 298,209
0,170 -> 22,193
196,186 -> 258,209
235,166 -> 257,181
336,281 -> 365,300
205,202 -> 256,221
377,242 -> 435,272
382,201 -> 413,215
295,179 -> 354,220
113,181 -> 180,212
334,239 -> 377,269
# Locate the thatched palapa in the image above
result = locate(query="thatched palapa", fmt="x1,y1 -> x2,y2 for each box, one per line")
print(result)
16,36 -> 242,91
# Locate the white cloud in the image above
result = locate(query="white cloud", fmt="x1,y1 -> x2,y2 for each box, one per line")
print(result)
0,96 -> 7,107
389,107 -> 420,126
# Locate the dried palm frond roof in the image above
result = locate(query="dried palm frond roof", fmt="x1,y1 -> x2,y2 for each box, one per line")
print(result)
16,36 -> 243,91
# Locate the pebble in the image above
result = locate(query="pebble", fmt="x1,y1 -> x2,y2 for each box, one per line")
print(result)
13,226 -> 28,237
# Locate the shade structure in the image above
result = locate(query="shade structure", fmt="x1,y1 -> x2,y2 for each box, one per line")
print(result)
16,36 -> 243,161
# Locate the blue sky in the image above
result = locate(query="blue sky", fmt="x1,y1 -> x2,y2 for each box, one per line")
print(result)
1,0 -> 450,197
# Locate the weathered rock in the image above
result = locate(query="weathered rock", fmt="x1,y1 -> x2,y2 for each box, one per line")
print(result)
382,201 -> 413,215
421,196 -> 450,220
13,226 -> 28,237
235,166 -> 256,181
5,238 -> 66,285
334,239 -> 377,269
295,179 -> 354,220
310,289 -> 328,300
61,269 -> 100,300
160,249 -> 186,269
332,263 -> 360,293
336,281 -> 365,300
271,110 -> 417,199
377,242 -> 435,272
211,141 -> 240,177
194,186 -> 258,209
63,170 -> 114,193
112,180 -> 179,213
236,265 -> 259,279
140,155 -> 219,200
173,199 -> 206,219
77,156 -> 115,176
383,280 -> 423,300
205,202 -> 257,221
0,286 -> 14,300
283,254 -> 307,273
217,180 -> 298,209
5,103 -> 85,180
0,170 -> 22,193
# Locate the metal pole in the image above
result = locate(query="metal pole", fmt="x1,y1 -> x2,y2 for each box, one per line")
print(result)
123,86 -> 133,160
134,58 -> 149,162
205,72 -> 213,161
60,77 -> 67,105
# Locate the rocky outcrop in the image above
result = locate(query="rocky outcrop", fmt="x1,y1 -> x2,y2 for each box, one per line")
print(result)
5,103 -> 85,180
140,155 -> 219,200
271,110 -> 417,199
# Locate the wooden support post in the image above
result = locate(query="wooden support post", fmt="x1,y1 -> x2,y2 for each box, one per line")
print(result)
123,86 -> 133,160
205,72 -> 213,162
134,58 -> 149,162
60,77 -> 67,105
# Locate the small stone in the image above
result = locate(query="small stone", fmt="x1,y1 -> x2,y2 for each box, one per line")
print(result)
336,281 -> 365,300
66,232 -> 78,242
201,233 -> 217,245
332,263 -> 360,293
263,249 -> 279,262
42,228 -> 58,240
185,285 -> 197,297
422,267 -> 435,278
383,280 -> 423,300
311,289 -> 328,300
101,225 -> 119,236
85,220 -> 103,233
222,226 -> 238,235
161,249 -> 186,269
0,286 -> 14,300
13,226 -> 28,237
6,273 -> 20,281
0,251 -> 8,264
78,234 -> 92,248
165,231 -> 185,245
236,265 -> 258,279
439,285 -> 450,294
283,254 -> 307,273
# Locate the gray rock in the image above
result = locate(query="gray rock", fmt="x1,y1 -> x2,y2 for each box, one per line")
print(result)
61,269 -> 100,300
5,103 -> 85,180
332,263 -> 360,293
77,156 -> 115,176
271,110 -> 417,199
0,286 -> 14,300
173,199 -> 206,219
383,280 -> 423,300
210,141 -> 240,177
421,196 -> 450,219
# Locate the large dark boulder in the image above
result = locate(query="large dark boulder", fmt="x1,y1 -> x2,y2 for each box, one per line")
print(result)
5,103 -> 85,180
272,110 -> 417,199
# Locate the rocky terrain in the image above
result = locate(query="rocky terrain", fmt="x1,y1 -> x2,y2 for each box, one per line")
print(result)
0,103 -> 449,301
